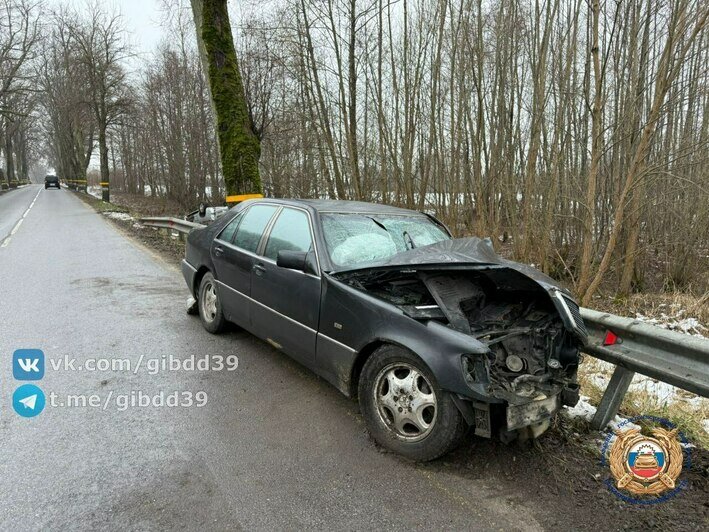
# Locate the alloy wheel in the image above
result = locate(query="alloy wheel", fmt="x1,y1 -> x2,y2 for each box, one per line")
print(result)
373,362 -> 437,442
201,281 -> 218,322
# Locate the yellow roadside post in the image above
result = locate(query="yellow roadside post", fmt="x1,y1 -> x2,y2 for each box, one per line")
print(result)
225,193 -> 264,205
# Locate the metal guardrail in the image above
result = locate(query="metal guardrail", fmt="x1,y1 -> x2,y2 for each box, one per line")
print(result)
140,217 -> 205,235
140,213 -> 709,431
580,308 -> 709,429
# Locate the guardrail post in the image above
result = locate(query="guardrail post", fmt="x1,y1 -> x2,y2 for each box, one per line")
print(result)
591,366 -> 635,430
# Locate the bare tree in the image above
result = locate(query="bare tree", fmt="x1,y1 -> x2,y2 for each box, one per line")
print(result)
0,0 -> 41,188
66,5 -> 129,201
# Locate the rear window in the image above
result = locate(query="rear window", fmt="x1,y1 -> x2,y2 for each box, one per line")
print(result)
233,205 -> 279,253
217,213 -> 242,243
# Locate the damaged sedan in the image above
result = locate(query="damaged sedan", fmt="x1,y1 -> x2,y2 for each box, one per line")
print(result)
182,199 -> 585,460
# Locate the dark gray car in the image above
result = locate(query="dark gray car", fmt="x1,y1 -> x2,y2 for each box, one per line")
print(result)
44,175 -> 60,189
182,199 -> 584,460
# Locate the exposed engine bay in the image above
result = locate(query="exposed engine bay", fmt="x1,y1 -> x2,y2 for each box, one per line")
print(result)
335,266 -> 581,411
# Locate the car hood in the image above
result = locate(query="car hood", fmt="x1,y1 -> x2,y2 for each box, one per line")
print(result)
333,237 -> 572,296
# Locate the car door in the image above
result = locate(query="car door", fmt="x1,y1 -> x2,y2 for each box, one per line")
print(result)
250,207 -> 321,364
212,204 -> 279,328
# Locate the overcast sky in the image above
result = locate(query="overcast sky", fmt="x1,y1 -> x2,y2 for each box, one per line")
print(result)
113,0 -> 166,59
51,0 -> 168,65
51,1 -> 267,69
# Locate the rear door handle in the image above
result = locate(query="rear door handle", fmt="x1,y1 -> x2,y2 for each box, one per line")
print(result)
253,263 -> 266,276
214,246 -> 224,257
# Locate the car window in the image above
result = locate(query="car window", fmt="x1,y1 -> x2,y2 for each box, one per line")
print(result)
264,208 -> 313,260
321,213 -> 450,268
217,213 -> 242,243
233,204 -> 279,253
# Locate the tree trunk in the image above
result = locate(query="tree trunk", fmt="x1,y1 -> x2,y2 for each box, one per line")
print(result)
99,127 -> 110,201
5,121 -> 16,188
577,0 -> 603,296
190,0 -> 261,196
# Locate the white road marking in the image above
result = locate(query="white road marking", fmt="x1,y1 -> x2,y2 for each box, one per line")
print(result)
0,187 -> 42,248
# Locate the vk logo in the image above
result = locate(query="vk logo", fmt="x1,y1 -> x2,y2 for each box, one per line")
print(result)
13,349 -> 45,380
13,384 -> 46,417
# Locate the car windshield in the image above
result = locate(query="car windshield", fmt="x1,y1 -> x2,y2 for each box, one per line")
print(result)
321,212 -> 450,269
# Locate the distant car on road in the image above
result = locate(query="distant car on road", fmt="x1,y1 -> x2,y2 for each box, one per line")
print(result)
182,199 -> 585,460
44,175 -> 60,189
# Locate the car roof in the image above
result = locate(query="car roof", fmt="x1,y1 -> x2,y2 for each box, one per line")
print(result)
250,198 -> 425,216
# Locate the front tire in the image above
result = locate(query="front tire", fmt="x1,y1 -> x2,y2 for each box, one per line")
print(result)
198,272 -> 226,334
358,345 -> 467,461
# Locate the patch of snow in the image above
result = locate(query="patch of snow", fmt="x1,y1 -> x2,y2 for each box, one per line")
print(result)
609,417 -> 641,432
587,373 -> 610,390
132,222 -> 145,229
104,212 -> 133,221
87,186 -> 102,199
628,377 -> 678,404
635,312 -> 706,338
144,184 -> 167,195
583,366 -> 706,410
561,396 -> 641,433
563,396 -> 597,421
703,419 -> 709,436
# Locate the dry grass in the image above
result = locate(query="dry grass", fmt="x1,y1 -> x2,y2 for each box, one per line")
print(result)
591,290 -> 709,330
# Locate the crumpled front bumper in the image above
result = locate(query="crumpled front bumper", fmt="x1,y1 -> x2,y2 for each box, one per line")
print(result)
505,394 -> 560,431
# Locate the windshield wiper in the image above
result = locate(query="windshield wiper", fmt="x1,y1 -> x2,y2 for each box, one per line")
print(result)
403,231 -> 416,249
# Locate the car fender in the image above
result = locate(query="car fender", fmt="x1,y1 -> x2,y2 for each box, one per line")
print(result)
317,274 -> 493,401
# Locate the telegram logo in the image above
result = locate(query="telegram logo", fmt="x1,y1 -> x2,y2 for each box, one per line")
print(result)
13,384 -> 46,417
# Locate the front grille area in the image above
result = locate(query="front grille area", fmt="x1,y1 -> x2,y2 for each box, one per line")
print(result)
563,295 -> 587,337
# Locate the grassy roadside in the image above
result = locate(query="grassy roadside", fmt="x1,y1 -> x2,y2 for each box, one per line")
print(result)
71,189 -> 186,264
76,192 -> 130,213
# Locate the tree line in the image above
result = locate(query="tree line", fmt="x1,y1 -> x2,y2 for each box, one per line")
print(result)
1,0 -> 707,303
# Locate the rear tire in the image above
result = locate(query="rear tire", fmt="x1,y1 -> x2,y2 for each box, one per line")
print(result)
358,345 -> 467,461
198,272 -> 226,334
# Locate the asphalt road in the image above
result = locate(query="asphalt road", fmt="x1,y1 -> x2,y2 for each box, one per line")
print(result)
0,185 -> 41,245
0,186 -> 543,530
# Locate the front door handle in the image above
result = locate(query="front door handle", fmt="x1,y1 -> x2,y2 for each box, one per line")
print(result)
214,246 -> 224,257
253,263 -> 266,276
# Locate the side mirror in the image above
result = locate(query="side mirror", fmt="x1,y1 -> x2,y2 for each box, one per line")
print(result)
277,250 -> 307,271
277,250 -> 317,275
